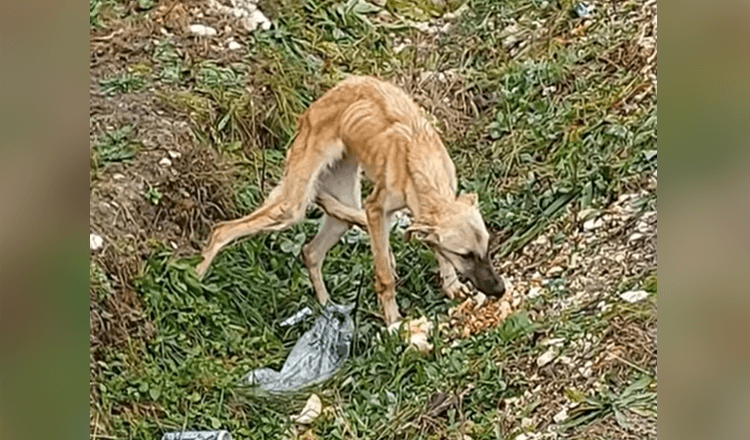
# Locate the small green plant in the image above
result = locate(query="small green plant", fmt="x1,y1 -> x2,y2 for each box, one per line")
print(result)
144,186 -> 163,205
100,72 -> 146,95
91,125 -> 138,172
562,376 -> 657,430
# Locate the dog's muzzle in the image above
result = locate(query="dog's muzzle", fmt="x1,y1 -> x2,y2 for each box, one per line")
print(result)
466,258 -> 505,297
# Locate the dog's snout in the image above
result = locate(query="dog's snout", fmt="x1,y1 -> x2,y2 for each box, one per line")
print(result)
489,277 -> 505,297
469,258 -> 505,298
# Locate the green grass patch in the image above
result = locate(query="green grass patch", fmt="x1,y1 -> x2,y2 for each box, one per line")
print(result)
90,125 -> 139,174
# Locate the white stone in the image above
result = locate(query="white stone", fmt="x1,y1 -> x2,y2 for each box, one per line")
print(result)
537,348 -> 557,367
90,233 -> 104,251
159,157 -> 172,167
583,217 -> 603,231
112,173 -> 125,180
189,24 -> 217,37
528,286 -> 541,298
553,408 -> 568,423
628,232 -> 644,242
167,150 -> 181,159
473,292 -> 487,309
228,40 -> 242,50
620,290 -> 649,303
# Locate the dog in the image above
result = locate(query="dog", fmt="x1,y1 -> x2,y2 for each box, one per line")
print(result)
195,75 -> 505,327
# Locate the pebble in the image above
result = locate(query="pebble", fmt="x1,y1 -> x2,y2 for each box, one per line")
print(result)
167,150 -> 181,159
628,232 -> 644,242
553,407 -> 568,423
159,157 -> 172,167
228,40 -> 242,50
620,290 -> 649,303
527,286 -> 541,298
189,24 -> 217,37
90,233 -> 104,251
537,348 -> 557,367
583,217 -> 603,231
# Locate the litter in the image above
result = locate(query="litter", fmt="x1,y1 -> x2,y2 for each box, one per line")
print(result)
279,306 -> 313,327
290,394 -> 322,424
246,301 -> 354,392
161,430 -> 231,440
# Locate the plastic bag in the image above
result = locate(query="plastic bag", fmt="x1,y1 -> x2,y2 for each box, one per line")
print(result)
246,302 -> 354,392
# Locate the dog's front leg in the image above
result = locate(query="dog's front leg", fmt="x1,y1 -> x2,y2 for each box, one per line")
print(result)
365,196 -> 402,327
436,253 -> 471,299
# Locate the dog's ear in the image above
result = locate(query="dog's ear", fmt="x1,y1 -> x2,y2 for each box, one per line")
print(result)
405,223 -> 440,245
457,192 -> 478,206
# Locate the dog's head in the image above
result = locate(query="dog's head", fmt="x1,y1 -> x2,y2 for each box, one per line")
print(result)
406,193 -> 505,297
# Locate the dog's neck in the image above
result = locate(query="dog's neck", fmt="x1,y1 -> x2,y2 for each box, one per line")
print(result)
406,170 -> 457,226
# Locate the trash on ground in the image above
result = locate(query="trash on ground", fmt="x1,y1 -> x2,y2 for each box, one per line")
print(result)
290,394 -> 322,425
247,302 -> 354,392
280,306 -> 313,327
620,290 -> 649,303
405,317 -> 434,353
161,430 -> 231,440
572,3 -> 591,18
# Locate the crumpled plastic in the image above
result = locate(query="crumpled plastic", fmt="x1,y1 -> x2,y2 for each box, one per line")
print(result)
246,302 -> 354,392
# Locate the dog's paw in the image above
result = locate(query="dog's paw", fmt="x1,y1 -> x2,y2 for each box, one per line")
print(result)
442,280 -> 472,300
195,259 -> 210,279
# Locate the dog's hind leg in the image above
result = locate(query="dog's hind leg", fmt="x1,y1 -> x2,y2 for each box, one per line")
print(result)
196,185 -> 307,277
302,156 -> 361,304
197,141 -> 346,278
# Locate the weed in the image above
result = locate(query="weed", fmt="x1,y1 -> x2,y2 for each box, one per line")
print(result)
145,186 -> 163,205
91,125 -> 138,172
100,72 -> 147,95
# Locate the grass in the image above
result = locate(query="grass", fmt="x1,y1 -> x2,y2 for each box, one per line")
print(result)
90,125 -> 139,175
90,0 -> 657,438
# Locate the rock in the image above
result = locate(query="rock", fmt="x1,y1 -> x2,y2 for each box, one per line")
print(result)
228,40 -> 242,50
159,157 -> 172,167
90,233 -> 104,251
496,300 -> 513,321
628,232 -> 643,242
515,434 -> 529,440
245,9 -> 271,31
553,407 -> 568,423
291,394 -> 322,424
583,217 -> 603,231
542,337 -> 565,347
537,348 -> 557,367
473,292 -> 487,309
547,266 -> 564,277
189,24 -> 217,37
167,150 -> 181,159
620,290 -> 649,303
527,286 -> 541,298
112,173 -> 125,180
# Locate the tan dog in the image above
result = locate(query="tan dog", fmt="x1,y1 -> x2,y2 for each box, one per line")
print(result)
196,76 -> 505,327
